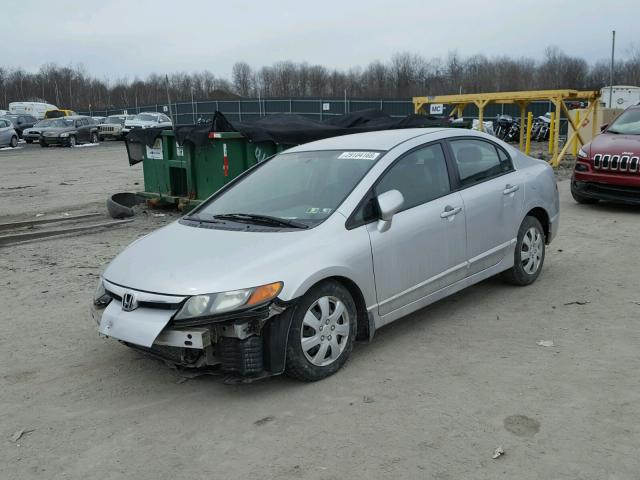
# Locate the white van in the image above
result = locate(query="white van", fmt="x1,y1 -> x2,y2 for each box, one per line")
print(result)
9,102 -> 58,120
600,86 -> 640,109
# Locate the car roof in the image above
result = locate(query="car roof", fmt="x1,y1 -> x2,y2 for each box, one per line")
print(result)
286,128 -> 447,152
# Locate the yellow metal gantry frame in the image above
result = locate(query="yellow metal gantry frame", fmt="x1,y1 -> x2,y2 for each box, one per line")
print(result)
413,89 -> 601,167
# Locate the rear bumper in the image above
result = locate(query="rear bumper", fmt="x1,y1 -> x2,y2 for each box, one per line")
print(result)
571,179 -> 640,205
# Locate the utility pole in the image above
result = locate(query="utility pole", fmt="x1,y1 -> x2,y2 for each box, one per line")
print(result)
609,30 -> 616,108
165,75 -> 174,123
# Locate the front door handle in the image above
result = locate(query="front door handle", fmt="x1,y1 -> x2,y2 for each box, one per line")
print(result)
440,205 -> 462,218
503,184 -> 520,195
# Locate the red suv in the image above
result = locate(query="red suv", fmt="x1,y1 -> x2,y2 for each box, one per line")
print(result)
572,105 -> 640,205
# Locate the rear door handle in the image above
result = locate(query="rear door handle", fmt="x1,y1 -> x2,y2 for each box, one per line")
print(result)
440,205 -> 462,218
503,184 -> 520,195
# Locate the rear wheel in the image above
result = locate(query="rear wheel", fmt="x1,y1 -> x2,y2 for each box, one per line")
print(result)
10,136 -> 18,148
285,280 -> 357,381
502,216 -> 545,286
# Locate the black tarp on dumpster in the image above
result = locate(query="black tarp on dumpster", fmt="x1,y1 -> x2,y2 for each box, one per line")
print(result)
126,109 -> 462,157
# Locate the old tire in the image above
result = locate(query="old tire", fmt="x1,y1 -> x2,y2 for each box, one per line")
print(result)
285,280 -> 357,382
502,216 -> 546,286
10,136 -> 18,148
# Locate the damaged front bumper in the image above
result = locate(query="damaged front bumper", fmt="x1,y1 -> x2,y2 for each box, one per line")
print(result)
92,279 -> 295,380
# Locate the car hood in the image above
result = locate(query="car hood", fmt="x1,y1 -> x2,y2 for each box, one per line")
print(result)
43,127 -> 75,134
103,219 -> 332,297
589,133 -> 640,157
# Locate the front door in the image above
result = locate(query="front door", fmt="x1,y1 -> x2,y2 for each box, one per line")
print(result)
366,142 -> 467,317
447,138 -> 524,275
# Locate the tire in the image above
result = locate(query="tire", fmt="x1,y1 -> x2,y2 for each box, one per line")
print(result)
502,216 -> 546,286
25,139 -> 33,144
39,141 -> 49,148
98,135 -> 105,142
91,132 -> 99,143
571,183 -> 599,204
68,135 -> 77,147
10,136 -> 18,148
285,280 -> 357,381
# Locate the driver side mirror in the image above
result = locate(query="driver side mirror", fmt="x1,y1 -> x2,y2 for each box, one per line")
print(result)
376,189 -> 404,232
600,123 -> 608,132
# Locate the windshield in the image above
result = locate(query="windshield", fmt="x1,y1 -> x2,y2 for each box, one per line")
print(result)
107,116 -> 125,124
607,109 -> 640,135
134,114 -> 157,122
34,119 -> 55,127
48,118 -> 74,127
195,150 -> 381,227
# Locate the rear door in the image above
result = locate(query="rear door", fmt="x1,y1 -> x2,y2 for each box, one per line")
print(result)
446,138 -> 524,275
365,142 -> 467,317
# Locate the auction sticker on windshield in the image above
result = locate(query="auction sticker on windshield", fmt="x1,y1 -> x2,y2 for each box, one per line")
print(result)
338,151 -> 380,160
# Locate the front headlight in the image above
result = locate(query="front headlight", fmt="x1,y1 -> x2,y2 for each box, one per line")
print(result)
174,281 -> 283,320
93,278 -> 112,307
578,146 -> 588,158
59,132 -> 69,138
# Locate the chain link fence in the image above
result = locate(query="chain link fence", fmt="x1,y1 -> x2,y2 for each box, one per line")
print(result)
81,97 -> 566,134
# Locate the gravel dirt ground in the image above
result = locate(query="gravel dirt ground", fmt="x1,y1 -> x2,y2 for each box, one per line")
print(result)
1,142 -> 639,480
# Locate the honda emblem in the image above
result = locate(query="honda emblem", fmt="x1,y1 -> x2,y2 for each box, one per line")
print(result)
122,292 -> 136,312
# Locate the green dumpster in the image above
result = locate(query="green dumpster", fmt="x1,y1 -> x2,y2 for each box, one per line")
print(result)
128,131 -> 293,210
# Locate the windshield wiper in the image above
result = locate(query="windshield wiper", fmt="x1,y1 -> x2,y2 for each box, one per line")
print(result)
183,214 -> 222,224
213,213 -> 309,229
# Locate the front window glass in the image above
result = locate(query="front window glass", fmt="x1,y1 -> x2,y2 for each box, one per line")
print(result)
376,143 -> 450,211
607,109 -> 640,135
196,150 -> 380,227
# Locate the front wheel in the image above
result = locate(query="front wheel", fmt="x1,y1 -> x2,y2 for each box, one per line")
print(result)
502,216 -> 546,286
10,136 -> 18,148
39,141 -> 49,148
91,132 -> 99,143
25,139 -> 33,144
285,280 -> 357,381
68,135 -> 77,147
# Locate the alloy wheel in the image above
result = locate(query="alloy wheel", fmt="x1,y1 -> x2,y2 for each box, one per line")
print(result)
300,296 -> 350,367
521,227 -> 543,274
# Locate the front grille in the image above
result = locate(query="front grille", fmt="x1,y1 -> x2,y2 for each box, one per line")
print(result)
593,153 -> 640,174
105,289 -> 181,310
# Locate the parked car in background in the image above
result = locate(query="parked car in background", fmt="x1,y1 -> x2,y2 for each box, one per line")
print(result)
39,115 -> 99,147
98,114 -> 134,140
572,104 -> 640,205
9,101 -> 58,119
22,119 -> 57,143
0,118 -> 19,148
123,112 -> 172,135
0,114 -> 38,138
93,128 -> 559,382
44,109 -> 76,119
92,116 -> 106,124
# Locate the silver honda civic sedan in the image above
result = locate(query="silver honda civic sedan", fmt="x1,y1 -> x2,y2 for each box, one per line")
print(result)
92,128 -> 559,382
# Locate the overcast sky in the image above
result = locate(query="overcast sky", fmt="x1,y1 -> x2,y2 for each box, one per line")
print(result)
5,0 -> 639,80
